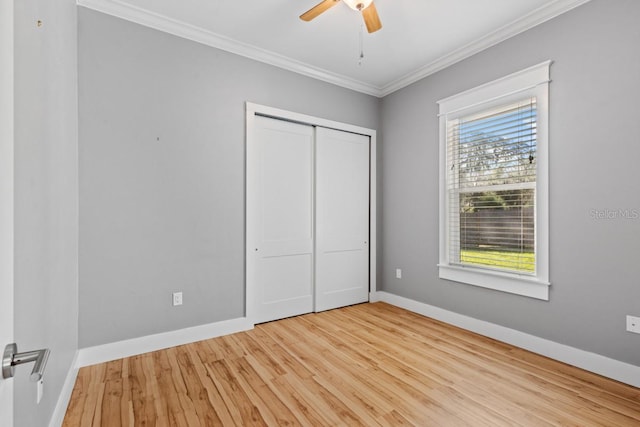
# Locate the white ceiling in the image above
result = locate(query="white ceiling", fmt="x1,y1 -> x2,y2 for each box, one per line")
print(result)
78,0 -> 590,96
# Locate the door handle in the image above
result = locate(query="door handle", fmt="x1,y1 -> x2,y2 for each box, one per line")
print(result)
2,343 -> 50,382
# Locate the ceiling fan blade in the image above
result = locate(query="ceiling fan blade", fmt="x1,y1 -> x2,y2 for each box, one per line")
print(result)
300,0 -> 341,22
362,1 -> 382,33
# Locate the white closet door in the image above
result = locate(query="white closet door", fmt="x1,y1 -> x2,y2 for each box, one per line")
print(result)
249,116 -> 315,323
315,127 -> 370,312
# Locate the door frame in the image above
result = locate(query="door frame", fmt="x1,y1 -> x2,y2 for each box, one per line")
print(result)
245,102 -> 377,323
0,0 -> 14,422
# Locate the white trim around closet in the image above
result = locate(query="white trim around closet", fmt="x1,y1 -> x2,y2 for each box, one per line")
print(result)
245,102 -> 377,324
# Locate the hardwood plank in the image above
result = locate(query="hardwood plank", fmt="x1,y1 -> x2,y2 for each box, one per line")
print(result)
248,327 -> 315,379
226,356 -> 299,425
184,343 -> 235,425
172,346 -> 221,426
61,368 -> 89,426
118,358 -> 130,427
267,374 -> 335,425
207,358 -> 267,426
150,350 -> 187,426
63,302 -> 640,426
90,382 -> 105,427
101,378 -> 123,426
128,354 -> 158,427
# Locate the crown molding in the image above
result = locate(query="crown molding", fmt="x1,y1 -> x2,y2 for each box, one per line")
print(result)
78,0 -> 591,98
379,0 -> 592,96
77,0 -> 383,97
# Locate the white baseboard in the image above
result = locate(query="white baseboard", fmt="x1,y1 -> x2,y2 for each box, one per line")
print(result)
373,291 -> 640,388
49,351 -> 79,427
76,316 -> 254,368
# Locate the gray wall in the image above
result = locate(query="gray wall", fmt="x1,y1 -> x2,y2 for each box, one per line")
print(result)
381,0 -> 640,366
78,8 -> 380,348
14,0 -> 79,425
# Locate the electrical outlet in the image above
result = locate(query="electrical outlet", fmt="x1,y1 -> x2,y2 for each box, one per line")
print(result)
395,268 -> 402,279
627,315 -> 640,334
172,292 -> 183,306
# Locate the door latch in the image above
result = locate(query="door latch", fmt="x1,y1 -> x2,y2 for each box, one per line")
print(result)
2,343 -> 50,382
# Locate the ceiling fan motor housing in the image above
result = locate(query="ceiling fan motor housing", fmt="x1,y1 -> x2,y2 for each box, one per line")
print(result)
344,0 -> 373,11
300,0 -> 381,33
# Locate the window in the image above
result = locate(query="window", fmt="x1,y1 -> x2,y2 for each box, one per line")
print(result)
438,62 -> 551,300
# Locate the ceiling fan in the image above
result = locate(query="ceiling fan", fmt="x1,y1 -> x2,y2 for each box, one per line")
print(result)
300,0 -> 382,33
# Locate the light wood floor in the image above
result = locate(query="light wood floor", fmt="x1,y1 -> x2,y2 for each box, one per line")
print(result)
63,302 -> 640,426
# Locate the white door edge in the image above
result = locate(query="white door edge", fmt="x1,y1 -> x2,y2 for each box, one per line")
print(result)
0,0 -> 15,423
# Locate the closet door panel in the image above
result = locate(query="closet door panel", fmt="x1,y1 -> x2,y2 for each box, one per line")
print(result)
250,116 -> 315,323
315,127 -> 370,312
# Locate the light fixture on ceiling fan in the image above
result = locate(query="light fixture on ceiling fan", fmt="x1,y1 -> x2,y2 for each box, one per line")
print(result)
300,0 -> 382,33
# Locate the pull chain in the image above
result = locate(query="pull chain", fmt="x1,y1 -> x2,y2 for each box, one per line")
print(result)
358,24 -> 364,65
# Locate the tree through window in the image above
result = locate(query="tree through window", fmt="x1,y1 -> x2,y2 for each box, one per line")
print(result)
450,99 -> 537,273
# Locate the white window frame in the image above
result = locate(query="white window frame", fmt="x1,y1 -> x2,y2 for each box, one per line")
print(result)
438,61 -> 551,300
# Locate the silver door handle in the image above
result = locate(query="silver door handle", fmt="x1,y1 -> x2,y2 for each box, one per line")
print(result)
2,343 -> 50,382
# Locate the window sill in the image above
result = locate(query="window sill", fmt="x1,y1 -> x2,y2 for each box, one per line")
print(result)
438,264 -> 550,300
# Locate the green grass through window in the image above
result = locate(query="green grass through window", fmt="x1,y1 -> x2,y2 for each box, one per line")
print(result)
461,249 -> 535,273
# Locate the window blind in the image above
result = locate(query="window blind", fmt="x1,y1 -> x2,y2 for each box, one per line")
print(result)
446,98 -> 537,274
